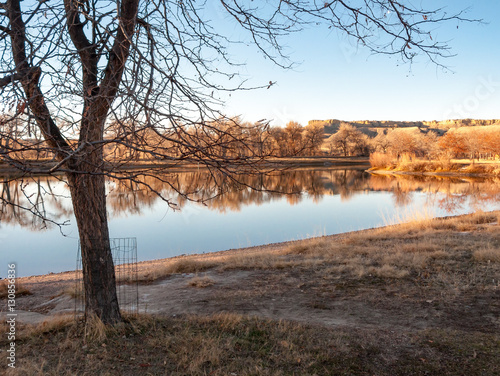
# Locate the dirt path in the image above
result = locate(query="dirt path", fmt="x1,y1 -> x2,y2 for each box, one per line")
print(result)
4,265 -> 498,335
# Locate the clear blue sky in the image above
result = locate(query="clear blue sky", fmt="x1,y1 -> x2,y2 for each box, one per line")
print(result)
211,1 -> 500,126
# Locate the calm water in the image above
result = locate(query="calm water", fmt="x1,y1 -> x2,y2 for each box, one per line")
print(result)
1,167 -> 499,277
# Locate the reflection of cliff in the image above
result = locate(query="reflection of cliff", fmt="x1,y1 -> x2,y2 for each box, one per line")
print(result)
2,169 -> 499,229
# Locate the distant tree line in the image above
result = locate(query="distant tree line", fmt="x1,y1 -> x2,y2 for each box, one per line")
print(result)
0,116 -> 326,162
370,126 -> 500,161
326,122 -> 500,160
2,113 -> 499,163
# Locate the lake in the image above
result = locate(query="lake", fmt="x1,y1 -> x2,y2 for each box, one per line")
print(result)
1,167 -> 499,277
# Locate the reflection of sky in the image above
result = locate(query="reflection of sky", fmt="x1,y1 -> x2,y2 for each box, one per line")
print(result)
1,187 -> 499,277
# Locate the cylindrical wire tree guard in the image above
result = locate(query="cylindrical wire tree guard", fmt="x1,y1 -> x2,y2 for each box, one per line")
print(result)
75,237 -> 139,317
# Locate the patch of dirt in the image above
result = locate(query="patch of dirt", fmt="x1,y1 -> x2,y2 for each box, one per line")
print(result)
3,266 -> 499,335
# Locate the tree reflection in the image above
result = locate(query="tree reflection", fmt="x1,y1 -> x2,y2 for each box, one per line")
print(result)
0,176 -> 72,230
368,174 -> 500,212
1,169 -> 499,229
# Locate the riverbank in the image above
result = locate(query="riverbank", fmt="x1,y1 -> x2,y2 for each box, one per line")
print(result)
368,154 -> 500,178
1,210 -> 499,375
368,168 -> 500,179
0,156 -> 370,177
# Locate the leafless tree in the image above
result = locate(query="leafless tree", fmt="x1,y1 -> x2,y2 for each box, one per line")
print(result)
330,123 -> 369,156
0,0 -> 475,323
304,123 -> 325,156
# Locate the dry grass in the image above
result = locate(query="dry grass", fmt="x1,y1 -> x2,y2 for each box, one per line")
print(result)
2,313 -> 499,376
0,280 -> 32,299
369,152 -> 396,169
219,251 -> 297,271
369,152 -> 500,176
136,258 -> 219,282
61,283 -> 83,299
187,275 -> 215,288
83,314 -> 111,343
26,315 -> 76,338
276,211 -> 500,286
473,246 -> 500,263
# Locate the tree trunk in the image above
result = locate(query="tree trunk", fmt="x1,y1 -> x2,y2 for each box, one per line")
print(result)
67,171 -> 121,324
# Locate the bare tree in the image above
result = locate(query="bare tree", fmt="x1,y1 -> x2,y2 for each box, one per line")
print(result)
0,0 -> 474,323
284,121 -> 304,155
330,123 -> 368,156
304,123 -> 325,156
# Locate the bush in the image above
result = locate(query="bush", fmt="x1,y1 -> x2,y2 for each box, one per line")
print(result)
369,152 -> 395,169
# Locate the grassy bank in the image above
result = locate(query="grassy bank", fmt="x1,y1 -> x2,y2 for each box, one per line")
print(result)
2,211 -> 500,375
369,152 -> 500,177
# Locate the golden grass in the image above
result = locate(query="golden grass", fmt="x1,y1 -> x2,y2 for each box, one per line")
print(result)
136,258 -> 219,282
369,152 -> 396,169
28,315 -> 76,337
188,275 -> 215,288
83,313 -> 110,343
219,251 -> 297,271
369,152 -> 500,176
61,283 -> 83,299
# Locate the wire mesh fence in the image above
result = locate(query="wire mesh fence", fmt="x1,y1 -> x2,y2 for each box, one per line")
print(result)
75,238 -> 139,318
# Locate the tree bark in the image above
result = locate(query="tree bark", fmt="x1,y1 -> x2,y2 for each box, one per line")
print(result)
67,170 -> 121,324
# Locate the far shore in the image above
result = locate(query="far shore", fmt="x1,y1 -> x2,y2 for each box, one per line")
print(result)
3,156 -> 500,179
367,168 -> 500,179
368,157 -> 500,178
0,156 -> 370,177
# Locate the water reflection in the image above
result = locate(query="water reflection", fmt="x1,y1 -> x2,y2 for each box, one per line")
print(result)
369,174 -> 500,212
2,167 -> 499,276
106,168 -> 373,215
1,176 -> 72,230
1,168 -> 499,229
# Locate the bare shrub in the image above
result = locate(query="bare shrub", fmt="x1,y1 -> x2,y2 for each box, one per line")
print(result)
0,280 -> 32,299
188,276 -> 215,288
369,152 -> 395,169
368,265 -> 410,279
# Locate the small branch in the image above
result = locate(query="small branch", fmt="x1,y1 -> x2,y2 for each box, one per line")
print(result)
0,25 -> 10,34
0,66 -> 40,88
0,72 -> 22,88
49,142 -> 86,173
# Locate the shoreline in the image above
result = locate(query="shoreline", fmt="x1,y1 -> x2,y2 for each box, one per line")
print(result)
367,168 -> 500,179
15,227 -> 362,282
14,209 -> 498,283
0,157 -> 370,177
368,158 -> 500,178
